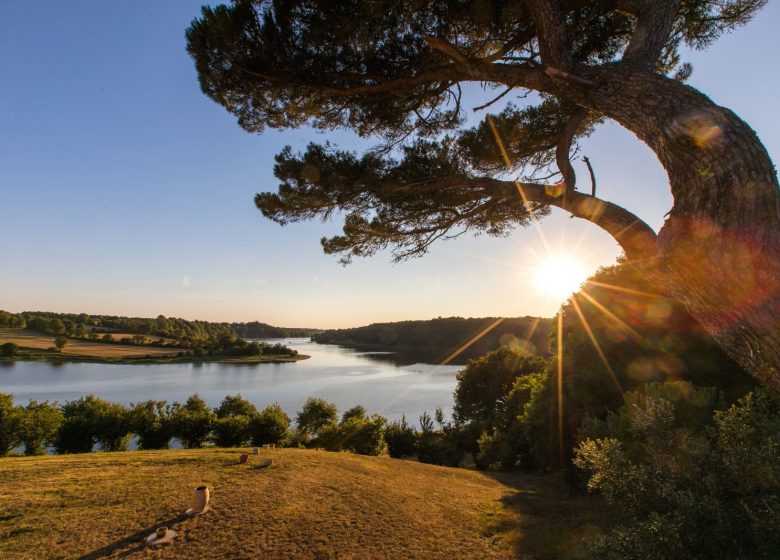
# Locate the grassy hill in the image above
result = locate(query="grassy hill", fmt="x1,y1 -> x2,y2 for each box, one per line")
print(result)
0,449 -> 612,559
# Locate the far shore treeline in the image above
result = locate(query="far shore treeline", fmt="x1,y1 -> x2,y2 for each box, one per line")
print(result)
0,311 -> 316,361
0,310 -> 319,343
314,316 -> 554,364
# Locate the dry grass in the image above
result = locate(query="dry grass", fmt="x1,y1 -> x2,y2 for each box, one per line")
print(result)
0,329 -> 182,358
0,449 -> 613,560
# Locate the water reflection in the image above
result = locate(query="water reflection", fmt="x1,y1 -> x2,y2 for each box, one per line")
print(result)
0,339 -> 461,426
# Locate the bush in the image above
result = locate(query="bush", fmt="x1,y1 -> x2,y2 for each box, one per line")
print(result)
317,411 -> 387,456
249,403 -> 290,447
212,415 -> 253,447
1,342 -> 18,357
475,371 -> 548,469
19,400 -> 62,455
296,397 -> 338,441
575,389 -> 780,560
0,393 -> 22,456
416,410 -> 462,467
385,416 -> 418,458
56,396 -> 131,453
130,401 -> 174,449
170,394 -> 215,448
211,394 -> 257,447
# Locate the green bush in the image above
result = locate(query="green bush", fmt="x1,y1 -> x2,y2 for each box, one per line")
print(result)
170,394 -> 215,448
212,415 -> 253,447
416,410 -> 462,467
0,393 -> 22,456
296,397 -> 338,442
249,403 -> 290,447
384,416 -> 418,458
56,396 -> 131,453
317,412 -> 387,456
575,389 -> 780,560
1,342 -> 19,357
130,401 -> 174,449
19,400 -> 62,455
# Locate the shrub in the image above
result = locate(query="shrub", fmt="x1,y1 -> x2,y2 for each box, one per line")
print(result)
317,412 -> 387,456
211,394 -> 257,447
212,415 -> 253,447
1,342 -> 19,357
54,336 -> 68,351
56,396 -> 131,453
0,393 -> 22,456
170,394 -> 215,448
130,401 -> 174,449
575,389 -> 780,560
385,415 -> 418,458
342,414 -> 385,455
249,403 -> 290,447
416,410 -> 462,467
296,397 -> 338,441
19,400 -> 62,455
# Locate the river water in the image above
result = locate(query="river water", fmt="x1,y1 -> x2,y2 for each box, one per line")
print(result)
0,338 -> 461,426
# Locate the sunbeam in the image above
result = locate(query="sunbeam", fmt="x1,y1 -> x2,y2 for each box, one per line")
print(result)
570,296 -> 624,395
439,317 -> 506,365
578,289 -> 641,340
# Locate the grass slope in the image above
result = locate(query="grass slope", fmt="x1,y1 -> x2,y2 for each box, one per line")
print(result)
0,449 -> 612,559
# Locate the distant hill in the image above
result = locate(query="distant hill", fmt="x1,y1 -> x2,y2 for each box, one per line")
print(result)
313,316 -> 553,364
232,321 -> 323,339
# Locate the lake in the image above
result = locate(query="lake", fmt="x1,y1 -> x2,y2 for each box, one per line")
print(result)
0,338 -> 462,426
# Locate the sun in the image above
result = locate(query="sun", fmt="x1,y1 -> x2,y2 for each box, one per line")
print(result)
534,255 -> 588,301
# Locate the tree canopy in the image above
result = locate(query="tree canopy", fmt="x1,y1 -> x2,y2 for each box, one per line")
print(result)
186,0 -> 780,390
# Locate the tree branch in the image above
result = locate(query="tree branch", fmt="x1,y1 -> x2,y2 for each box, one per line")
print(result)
526,0 -> 573,70
623,0 -> 681,68
582,156 -> 597,197
556,108 -> 588,191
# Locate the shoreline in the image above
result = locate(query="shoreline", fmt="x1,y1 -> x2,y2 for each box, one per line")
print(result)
0,352 -> 310,366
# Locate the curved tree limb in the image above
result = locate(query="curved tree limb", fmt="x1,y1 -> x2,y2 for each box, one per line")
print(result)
556,108 -> 589,192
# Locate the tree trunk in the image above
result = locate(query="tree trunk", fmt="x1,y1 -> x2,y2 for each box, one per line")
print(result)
583,66 -> 780,392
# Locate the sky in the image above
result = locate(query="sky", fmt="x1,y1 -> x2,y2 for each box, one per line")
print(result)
1,2 -> 779,329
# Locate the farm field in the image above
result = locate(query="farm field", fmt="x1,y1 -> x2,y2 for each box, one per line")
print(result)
0,329 -> 183,358
0,448 -> 614,559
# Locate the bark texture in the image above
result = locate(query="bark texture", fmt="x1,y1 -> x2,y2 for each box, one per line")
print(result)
580,67 -> 780,391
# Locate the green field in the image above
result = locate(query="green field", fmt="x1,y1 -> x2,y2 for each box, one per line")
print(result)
0,449 -> 613,559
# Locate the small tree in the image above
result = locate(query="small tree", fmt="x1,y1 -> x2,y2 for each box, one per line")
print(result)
0,342 -> 18,358
171,394 -> 215,449
54,336 -> 67,352
19,400 -> 62,456
341,405 -> 366,423
56,395 -> 131,454
296,397 -> 338,441
385,416 -> 418,459
212,394 -> 257,447
130,400 -> 174,449
249,403 -> 290,447
0,393 -> 22,456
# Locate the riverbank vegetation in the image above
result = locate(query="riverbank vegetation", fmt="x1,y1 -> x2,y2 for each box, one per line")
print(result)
0,309 -> 305,364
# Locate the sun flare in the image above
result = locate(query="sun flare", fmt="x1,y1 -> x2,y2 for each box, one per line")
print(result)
534,255 -> 588,301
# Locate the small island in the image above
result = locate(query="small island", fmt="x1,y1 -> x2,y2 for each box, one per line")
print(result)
0,311 -> 308,365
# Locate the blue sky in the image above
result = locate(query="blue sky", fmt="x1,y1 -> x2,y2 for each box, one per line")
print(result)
1,2 -> 778,328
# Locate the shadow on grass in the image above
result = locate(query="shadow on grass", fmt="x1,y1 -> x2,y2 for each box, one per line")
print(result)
79,511 -> 192,559
481,471 -> 619,560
